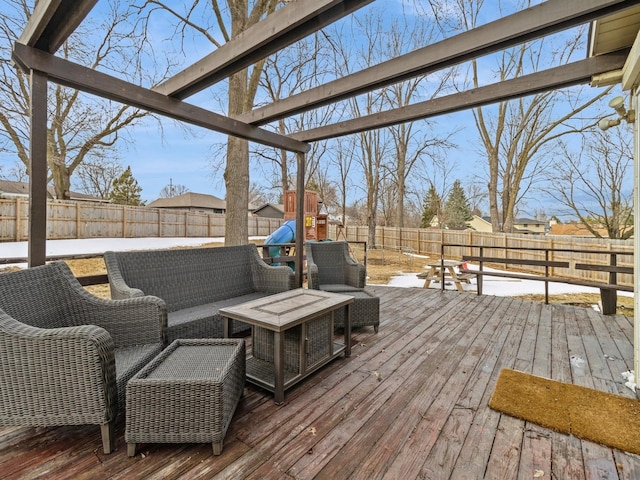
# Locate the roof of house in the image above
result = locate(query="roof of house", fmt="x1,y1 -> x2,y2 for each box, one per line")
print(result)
481,216 -> 546,225
253,203 -> 284,214
548,223 -> 609,237
514,218 -> 544,225
0,180 -> 104,202
147,192 -> 226,209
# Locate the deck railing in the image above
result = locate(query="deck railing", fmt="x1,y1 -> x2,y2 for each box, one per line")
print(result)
440,242 -> 633,314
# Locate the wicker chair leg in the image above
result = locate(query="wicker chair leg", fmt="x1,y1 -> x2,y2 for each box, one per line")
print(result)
101,421 -> 115,454
127,443 -> 137,457
213,441 -> 223,455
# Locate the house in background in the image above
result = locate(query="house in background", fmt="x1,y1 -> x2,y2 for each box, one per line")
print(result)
512,217 -> 547,235
469,216 -> 547,235
547,222 -> 610,237
466,215 -> 492,232
0,179 -> 105,202
147,192 -> 256,215
252,203 -> 284,219
147,192 -> 226,214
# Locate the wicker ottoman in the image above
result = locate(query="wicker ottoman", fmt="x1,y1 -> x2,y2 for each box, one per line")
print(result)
333,290 -> 380,333
125,338 -> 245,456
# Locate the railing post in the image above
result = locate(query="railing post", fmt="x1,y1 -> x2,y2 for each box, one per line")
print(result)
440,242 -> 445,290
601,253 -> 618,315
477,246 -> 484,296
544,250 -> 550,305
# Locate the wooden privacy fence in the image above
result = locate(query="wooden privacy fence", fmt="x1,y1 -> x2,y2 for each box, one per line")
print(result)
0,198 -> 284,241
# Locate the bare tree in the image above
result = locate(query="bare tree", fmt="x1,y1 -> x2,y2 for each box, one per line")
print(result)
0,1 -> 160,199
465,180 -> 487,216
159,179 -> 189,198
544,127 -> 634,239
378,176 -> 398,226
338,12 -> 392,247
357,123 -> 389,247
2,160 -> 28,182
75,157 -> 123,199
427,0 -> 610,233
139,0 -> 280,245
416,149 -> 458,216
308,166 -> 338,217
253,34 -> 334,199
330,135 -> 356,226
383,20 -> 456,228
248,181 -> 279,206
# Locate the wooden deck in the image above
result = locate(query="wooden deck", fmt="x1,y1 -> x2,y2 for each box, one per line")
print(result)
1,286 -> 639,479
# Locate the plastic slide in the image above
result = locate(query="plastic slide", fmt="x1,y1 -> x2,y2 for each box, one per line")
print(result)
264,220 -> 296,265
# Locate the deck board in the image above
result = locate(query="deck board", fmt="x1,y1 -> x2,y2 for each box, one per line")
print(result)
1,286 -> 638,480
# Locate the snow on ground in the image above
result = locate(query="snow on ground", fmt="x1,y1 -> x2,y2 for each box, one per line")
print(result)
380,261 -> 633,299
0,238 -> 632,301
0,237 -> 263,269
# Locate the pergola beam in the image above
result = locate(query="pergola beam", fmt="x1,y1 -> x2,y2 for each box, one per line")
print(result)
154,0 -> 374,99
238,0 -> 640,126
19,0 -> 97,53
290,51 -> 629,142
12,43 -> 309,154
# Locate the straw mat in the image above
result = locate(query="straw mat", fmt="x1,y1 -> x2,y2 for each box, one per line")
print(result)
489,368 -> 640,455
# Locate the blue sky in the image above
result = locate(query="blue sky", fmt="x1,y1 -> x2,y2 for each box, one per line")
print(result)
0,0 -> 632,218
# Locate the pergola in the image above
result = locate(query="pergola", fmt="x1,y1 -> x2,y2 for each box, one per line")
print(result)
12,0 -> 640,373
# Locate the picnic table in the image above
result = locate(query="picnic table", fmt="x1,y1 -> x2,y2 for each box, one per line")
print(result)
417,259 -> 474,292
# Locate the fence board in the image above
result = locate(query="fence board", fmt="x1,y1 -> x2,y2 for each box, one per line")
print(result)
0,198 -> 283,242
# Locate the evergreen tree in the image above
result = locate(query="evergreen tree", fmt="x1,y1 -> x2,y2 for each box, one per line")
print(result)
443,180 -> 473,229
420,184 -> 441,228
109,166 -> 145,206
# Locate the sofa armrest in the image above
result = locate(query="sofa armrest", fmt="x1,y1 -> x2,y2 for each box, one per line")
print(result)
0,312 -> 118,424
249,245 -> 296,293
103,252 -> 145,299
306,263 -> 320,289
52,262 -> 167,347
73,295 -> 167,347
345,261 -> 366,288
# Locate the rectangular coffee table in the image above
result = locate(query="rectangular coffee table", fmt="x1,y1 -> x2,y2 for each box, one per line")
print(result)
219,288 -> 353,404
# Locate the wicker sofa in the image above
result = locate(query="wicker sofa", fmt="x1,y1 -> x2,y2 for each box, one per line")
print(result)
0,261 -> 167,454
104,244 -> 295,342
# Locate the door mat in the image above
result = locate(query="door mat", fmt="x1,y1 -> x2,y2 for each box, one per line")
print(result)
489,368 -> 640,455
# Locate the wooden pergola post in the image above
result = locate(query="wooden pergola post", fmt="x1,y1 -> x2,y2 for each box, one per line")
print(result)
295,151 -> 305,288
28,70 -> 48,267
634,88 -> 640,379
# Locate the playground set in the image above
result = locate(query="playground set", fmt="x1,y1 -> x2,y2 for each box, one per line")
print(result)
263,190 -> 328,265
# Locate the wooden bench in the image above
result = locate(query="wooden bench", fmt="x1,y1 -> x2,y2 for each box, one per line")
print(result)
574,262 -> 634,315
460,255 -> 632,315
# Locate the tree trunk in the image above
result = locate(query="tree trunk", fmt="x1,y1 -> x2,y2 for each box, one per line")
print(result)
396,139 -> 406,228
487,149 -> 501,232
224,65 -> 249,245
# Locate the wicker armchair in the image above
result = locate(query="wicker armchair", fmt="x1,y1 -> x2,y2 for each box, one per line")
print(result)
305,241 -> 366,292
0,262 -> 167,454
